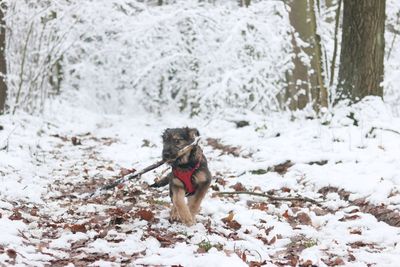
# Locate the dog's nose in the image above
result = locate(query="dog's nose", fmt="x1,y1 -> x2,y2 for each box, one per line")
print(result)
162,151 -> 172,159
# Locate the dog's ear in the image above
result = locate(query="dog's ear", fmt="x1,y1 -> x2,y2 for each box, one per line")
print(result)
188,128 -> 200,139
162,128 -> 171,140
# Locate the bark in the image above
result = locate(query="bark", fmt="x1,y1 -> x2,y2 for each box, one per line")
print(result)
286,0 -> 328,111
336,0 -> 385,103
0,4 -> 6,114
287,0 -> 311,110
309,0 -> 328,110
329,0 -> 342,87
238,0 -> 251,8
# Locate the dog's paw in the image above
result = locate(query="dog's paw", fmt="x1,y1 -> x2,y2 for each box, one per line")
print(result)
181,216 -> 195,226
170,207 -> 180,222
189,206 -> 200,216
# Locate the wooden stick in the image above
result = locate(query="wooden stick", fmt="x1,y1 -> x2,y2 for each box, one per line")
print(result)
88,137 -> 200,198
216,191 -> 322,206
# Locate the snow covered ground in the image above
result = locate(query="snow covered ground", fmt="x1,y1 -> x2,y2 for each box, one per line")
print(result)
1,97 -> 400,266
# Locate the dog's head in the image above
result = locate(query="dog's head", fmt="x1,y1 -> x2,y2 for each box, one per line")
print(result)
162,127 -> 200,164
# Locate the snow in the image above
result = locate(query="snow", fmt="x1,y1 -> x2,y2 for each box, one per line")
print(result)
1,0 -> 400,266
2,96 -> 400,266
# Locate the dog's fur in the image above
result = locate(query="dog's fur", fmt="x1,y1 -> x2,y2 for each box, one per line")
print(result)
151,127 -> 211,226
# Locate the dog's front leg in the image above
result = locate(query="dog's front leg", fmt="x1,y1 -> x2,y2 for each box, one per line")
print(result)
171,181 -> 194,226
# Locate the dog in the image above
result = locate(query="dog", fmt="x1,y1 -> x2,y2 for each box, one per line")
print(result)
151,127 -> 211,226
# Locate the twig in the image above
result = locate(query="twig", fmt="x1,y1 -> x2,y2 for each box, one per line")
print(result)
370,126 -> 400,136
0,125 -> 18,151
88,137 -> 201,198
329,0 -> 342,87
12,21 -> 34,115
216,191 -> 322,206
387,11 -> 400,60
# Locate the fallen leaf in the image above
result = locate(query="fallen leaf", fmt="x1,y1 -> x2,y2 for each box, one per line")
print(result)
30,206 -> 39,217
312,207 -> 329,216
71,136 -> 82,146
331,257 -> 345,266
349,241 -> 371,249
282,187 -> 291,193
250,202 -> 268,211
210,184 -> 220,191
215,177 -> 227,186
206,138 -> 241,157
265,226 -> 274,235
9,209 -> 23,221
268,236 -> 277,245
241,251 -> 247,262
69,224 -> 87,233
107,207 -> 126,217
6,249 -> 17,260
222,211 -> 234,222
323,257 -> 345,266
106,166 -> 114,171
120,168 -> 136,177
282,210 -> 290,219
339,215 -> 360,222
299,259 -> 314,267
221,212 -> 241,229
225,220 -> 241,230
231,182 -> 246,191
270,160 -> 294,175
250,260 -> 267,267
348,254 -> 356,261
296,212 -> 312,226
135,209 -> 154,221
349,229 -> 362,235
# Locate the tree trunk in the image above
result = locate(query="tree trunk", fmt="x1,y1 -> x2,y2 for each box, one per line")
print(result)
309,0 -> 328,110
336,0 -> 385,103
286,0 -> 328,111
238,0 -> 251,8
287,0 -> 312,110
0,4 -> 6,114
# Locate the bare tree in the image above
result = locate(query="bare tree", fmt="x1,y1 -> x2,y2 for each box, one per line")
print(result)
0,3 -> 6,114
336,0 -> 385,103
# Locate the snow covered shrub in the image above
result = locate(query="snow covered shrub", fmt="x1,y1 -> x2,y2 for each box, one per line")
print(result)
62,0 -> 292,115
384,0 -> 400,116
4,0 -> 77,114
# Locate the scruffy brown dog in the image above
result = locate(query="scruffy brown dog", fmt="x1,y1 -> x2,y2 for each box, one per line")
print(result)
151,127 -> 211,226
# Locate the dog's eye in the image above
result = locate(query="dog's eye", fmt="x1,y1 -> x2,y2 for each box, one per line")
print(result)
175,139 -> 184,144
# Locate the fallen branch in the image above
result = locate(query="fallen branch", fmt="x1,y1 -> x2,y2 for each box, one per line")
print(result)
216,191 -> 322,206
87,137 -> 200,198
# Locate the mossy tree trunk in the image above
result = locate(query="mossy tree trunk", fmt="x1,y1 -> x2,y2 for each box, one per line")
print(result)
336,0 -> 385,103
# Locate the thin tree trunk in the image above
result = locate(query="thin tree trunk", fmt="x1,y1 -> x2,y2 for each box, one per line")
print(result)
336,0 -> 385,103
287,0 -> 311,110
309,0 -> 328,110
238,0 -> 251,8
286,0 -> 327,111
0,4 -> 7,114
329,0 -> 342,87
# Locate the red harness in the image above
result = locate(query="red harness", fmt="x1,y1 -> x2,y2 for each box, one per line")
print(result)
172,161 -> 201,194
